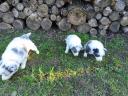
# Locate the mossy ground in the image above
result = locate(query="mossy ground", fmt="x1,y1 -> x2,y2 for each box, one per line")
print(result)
0,29 -> 128,96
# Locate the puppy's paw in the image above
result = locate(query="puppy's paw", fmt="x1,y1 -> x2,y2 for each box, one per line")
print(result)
2,75 -> 11,80
36,50 -> 39,54
96,57 -> 102,61
65,51 -> 68,54
83,53 -> 87,57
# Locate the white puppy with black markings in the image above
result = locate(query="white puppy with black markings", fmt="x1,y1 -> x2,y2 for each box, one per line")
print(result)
0,33 -> 39,80
83,40 -> 107,61
65,34 -> 83,56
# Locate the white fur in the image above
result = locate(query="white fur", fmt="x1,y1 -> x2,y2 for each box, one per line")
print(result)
0,33 -> 39,80
83,40 -> 107,61
65,34 -> 83,56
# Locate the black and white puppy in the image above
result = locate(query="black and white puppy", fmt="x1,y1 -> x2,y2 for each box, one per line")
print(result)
83,40 -> 107,61
0,33 -> 39,80
65,34 -> 83,56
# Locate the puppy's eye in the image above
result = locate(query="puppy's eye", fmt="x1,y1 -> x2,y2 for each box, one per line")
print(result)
93,48 -> 99,53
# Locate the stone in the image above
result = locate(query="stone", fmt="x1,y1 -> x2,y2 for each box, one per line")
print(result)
103,7 -> 112,16
109,11 -> 120,21
58,18 -> 71,31
77,23 -> 91,33
109,21 -> 120,32
90,28 -> 97,36
88,18 -> 98,27
100,17 -> 111,25
0,22 -> 13,30
121,16 -> 128,26
115,0 -> 126,11
95,13 -> 102,20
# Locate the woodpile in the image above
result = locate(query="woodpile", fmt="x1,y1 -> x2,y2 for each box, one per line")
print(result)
0,0 -> 87,31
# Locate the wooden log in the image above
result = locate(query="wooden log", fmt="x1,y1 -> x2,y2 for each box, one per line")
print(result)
2,12 -> 14,24
18,12 -> 26,19
61,8 -> 68,16
58,18 -> 71,31
63,0 -> 72,4
11,0 -> 19,6
26,12 -> 42,30
56,0 -> 65,8
0,12 -> 4,18
50,14 -> 56,21
41,18 -> 52,31
37,4 -> 48,17
38,0 -> 44,5
68,7 -> 86,25
44,0 -> 55,5
12,8 -> 19,17
56,15 -> 62,22
0,22 -> 13,30
0,2 -> 10,12
23,7 -> 33,16
51,5 -> 59,15
16,3 -> 24,11
12,19 -> 24,29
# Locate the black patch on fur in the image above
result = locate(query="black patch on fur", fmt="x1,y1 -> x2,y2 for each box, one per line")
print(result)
93,48 -> 100,57
85,45 -> 91,53
2,65 -> 17,73
11,48 -> 25,56
71,47 -> 77,53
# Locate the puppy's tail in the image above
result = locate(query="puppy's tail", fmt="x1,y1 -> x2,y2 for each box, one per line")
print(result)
21,33 -> 31,39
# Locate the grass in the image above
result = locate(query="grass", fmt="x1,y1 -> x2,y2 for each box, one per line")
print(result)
0,29 -> 128,96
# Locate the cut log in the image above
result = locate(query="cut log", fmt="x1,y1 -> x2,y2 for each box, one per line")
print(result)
63,0 -> 72,4
0,22 -> 13,30
0,12 -> 4,18
16,3 -> 24,11
26,12 -> 42,30
13,19 -> 24,29
44,0 -> 55,5
18,12 -> 26,19
11,0 -> 19,6
38,0 -> 44,4
12,8 -> 19,17
68,7 -> 86,25
50,14 -> 56,21
23,7 -> 33,16
56,15 -> 62,22
51,5 -> 59,15
0,2 -> 10,12
2,12 -> 14,24
61,8 -> 68,16
41,18 -> 52,31
56,0 -> 65,8
37,4 -> 48,17
58,18 -> 71,31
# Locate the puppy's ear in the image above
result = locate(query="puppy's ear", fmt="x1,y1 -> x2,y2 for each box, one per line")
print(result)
71,47 -> 77,53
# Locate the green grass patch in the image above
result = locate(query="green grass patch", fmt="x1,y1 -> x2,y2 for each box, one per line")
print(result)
0,29 -> 128,96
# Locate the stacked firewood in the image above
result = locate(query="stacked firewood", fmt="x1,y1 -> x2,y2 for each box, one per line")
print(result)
0,0 -> 86,31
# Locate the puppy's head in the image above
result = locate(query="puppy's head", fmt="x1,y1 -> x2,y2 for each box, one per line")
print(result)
71,45 -> 82,56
